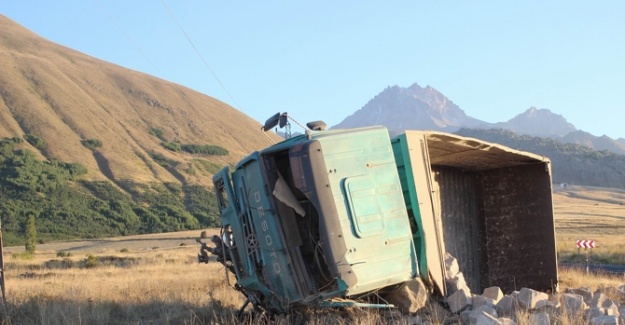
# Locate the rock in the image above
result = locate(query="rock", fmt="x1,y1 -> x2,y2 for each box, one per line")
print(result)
603,300 -> 619,316
473,295 -> 496,309
448,288 -> 472,313
495,295 -> 518,317
589,315 -> 618,325
534,298 -> 558,315
444,252 -> 460,279
482,287 -> 504,303
472,311 -> 501,325
528,312 -> 550,325
447,272 -> 469,293
565,287 -> 592,305
460,309 -> 472,324
586,307 -> 604,320
590,292 -> 609,309
517,287 -> 549,310
559,293 -> 587,316
498,317 -> 516,325
468,305 -> 498,324
384,278 -> 428,314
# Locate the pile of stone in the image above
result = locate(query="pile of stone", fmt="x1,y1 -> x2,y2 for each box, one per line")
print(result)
444,254 -> 625,325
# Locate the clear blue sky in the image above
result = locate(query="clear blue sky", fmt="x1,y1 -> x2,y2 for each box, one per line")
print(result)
2,1 -> 624,139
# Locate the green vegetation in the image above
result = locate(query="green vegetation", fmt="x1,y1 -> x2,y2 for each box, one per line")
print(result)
148,151 -> 174,168
181,144 -> 228,156
0,138 -> 221,246
161,141 -> 181,152
192,159 -> 223,175
24,214 -> 37,254
456,128 -> 625,189
148,127 -> 165,140
81,139 -> 103,151
24,134 -> 46,149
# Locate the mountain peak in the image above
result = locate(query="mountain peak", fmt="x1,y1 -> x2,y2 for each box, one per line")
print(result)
498,107 -> 577,138
332,83 -> 487,133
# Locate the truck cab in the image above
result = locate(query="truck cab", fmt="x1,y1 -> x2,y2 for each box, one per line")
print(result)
212,126 -> 418,313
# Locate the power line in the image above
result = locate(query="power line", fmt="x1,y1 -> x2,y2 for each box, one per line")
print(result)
93,0 -> 163,76
159,0 -> 241,109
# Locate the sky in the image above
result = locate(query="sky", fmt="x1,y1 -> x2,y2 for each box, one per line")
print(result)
1,1 -> 624,139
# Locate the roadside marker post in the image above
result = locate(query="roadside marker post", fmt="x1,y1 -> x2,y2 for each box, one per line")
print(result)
576,240 -> 596,274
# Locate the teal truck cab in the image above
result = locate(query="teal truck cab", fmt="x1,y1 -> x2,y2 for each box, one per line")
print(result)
204,118 -> 558,315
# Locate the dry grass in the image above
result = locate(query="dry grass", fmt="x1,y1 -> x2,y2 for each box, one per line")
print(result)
553,185 -> 625,264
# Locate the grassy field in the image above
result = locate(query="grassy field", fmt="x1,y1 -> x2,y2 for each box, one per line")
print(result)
553,185 -> 625,264
1,185 -> 624,324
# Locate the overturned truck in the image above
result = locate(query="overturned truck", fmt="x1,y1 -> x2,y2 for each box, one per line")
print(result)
200,121 -> 558,315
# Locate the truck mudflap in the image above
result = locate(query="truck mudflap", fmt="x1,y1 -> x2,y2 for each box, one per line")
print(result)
392,131 -> 558,295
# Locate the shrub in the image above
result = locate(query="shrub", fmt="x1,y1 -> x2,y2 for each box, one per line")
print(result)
181,144 -> 228,156
148,127 -> 165,140
24,214 -> 37,254
200,230 -> 208,238
120,248 -> 129,253
161,141 -> 181,152
24,134 -> 46,149
81,139 -> 103,151
56,251 -> 72,258
85,254 -> 98,268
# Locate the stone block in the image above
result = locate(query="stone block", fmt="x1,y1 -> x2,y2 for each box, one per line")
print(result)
445,252 -> 460,280
528,312 -> 550,325
482,286 -> 504,303
586,307 -> 604,320
590,292 -> 609,309
589,315 -> 618,325
460,309 -> 472,324
473,295 -> 496,309
446,272 -> 469,293
517,287 -> 549,310
469,305 -> 498,324
498,317 -> 516,325
565,287 -> 592,305
447,288 -> 472,314
603,300 -> 619,317
559,293 -> 587,316
472,311 -> 501,325
495,295 -> 517,317
384,278 -> 428,314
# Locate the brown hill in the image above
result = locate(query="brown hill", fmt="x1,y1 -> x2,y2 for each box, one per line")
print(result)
0,14 -> 278,187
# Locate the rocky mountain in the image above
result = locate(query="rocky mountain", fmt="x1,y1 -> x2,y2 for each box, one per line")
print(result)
332,83 -> 490,134
561,131 -> 625,155
494,107 -> 577,138
334,84 -> 625,155
0,14 -> 280,244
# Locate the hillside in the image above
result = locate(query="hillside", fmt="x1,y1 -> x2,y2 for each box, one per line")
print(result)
0,15 -> 280,244
455,128 -> 625,189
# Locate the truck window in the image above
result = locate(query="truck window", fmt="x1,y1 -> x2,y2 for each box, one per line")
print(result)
215,178 -> 230,210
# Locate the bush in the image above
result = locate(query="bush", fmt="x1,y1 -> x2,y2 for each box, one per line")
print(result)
181,144 -> 228,156
81,139 -> 103,151
85,254 -> 98,268
200,230 -> 208,238
24,134 -> 46,149
120,248 -> 129,253
56,251 -> 72,258
161,141 -> 181,152
148,127 -> 165,140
